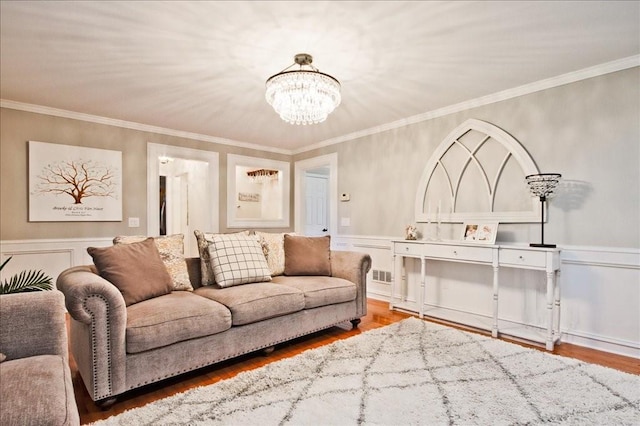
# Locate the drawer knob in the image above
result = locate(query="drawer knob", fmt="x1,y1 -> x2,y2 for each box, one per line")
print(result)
453,250 -> 458,255
405,247 -> 409,251
519,255 -> 524,260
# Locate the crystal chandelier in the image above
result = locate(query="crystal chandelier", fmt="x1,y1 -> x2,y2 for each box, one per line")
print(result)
247,169 -> 279,184
265,53 -> 341,125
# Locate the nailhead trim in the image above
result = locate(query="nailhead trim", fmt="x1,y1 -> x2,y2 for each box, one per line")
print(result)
128,319 -> 357,389
83,294 -> 112,400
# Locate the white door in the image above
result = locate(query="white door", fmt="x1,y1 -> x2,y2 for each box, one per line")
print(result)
159,158 -> 209,257
294,153 -> 337,237
304,173 -> 329,236
148,144 -> 220,257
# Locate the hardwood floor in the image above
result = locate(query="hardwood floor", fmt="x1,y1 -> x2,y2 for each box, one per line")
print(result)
71,299 -> 639,424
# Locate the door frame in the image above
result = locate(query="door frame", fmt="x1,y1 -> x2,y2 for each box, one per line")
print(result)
147,143 -> 219,237
294,153 -> 338,236
303,172 -> 330,236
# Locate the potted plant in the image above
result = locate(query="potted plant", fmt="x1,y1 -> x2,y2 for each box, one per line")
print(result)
0,256 -> 53,294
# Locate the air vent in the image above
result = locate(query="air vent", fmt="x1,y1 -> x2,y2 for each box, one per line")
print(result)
372,269 -> 392,283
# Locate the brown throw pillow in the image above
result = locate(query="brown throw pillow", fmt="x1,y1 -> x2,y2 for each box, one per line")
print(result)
87,238 -> 174,306
113,234 -> 192,291
284,235 -> 331,276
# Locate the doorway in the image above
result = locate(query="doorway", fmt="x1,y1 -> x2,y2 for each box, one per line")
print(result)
147,144 -> 219,257
294,153 -> 338,236
304,167 -> 330,236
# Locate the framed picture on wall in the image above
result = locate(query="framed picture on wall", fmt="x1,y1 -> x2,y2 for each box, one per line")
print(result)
461,222 -> 498,244
28,141 -> 122,222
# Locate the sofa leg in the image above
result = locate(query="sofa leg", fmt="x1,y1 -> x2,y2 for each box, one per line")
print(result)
262,346 -> 275,356
96,396 -> 118,411
350,318 -> 361,329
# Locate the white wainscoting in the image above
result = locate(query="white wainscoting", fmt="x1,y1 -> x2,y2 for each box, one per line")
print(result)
1,238 -> 112,288
333,235 -> 640,359
3,237 -> 638,358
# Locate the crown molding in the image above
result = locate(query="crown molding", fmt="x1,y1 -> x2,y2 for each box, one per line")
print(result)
0,100 -> 291,156
294,55 -> 640,154
2,55 -> 637,157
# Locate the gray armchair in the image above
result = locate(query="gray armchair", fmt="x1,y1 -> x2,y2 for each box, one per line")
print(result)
0,290 -> 80,426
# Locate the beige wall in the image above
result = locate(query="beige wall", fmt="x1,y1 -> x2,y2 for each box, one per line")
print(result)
295,67 -> 640,248
0,108 -> 293,241
2,67 -> 638,249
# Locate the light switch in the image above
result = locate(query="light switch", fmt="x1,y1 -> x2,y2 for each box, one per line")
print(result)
128,217 -> 140,228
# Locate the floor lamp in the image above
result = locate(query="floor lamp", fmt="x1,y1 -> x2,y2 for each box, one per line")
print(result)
526,173 -> 562,248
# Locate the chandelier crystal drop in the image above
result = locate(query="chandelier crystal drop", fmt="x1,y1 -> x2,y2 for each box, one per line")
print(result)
265,53 -> 341,125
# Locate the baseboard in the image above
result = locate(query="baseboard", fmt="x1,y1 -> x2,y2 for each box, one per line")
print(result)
367,292 -> 640,360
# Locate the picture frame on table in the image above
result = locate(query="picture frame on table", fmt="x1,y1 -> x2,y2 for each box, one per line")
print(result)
461,222 -> 498,244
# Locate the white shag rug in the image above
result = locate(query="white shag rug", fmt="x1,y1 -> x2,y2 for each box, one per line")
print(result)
92,317 -> 639,425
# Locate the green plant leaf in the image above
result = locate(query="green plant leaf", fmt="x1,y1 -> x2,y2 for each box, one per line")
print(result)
0,257 -> 53,294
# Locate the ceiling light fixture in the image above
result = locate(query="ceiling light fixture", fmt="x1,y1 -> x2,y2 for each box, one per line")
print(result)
247,168 -> 279,184
265,53 -> 341,125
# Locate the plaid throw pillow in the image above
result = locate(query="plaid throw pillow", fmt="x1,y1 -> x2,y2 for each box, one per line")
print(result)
207,234 -> 272,288
194,230 -> 250,286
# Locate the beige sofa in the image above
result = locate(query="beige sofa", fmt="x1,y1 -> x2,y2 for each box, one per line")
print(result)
57,250 -> 371,407
0,291 -> 80,425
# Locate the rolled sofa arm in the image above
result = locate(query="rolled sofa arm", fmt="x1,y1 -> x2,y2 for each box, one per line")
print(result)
56,266 -> 127,401
0,290 -> 68,361
330,251 -> 371,319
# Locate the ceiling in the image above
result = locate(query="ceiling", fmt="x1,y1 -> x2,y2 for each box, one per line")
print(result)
1,1 -> 638,153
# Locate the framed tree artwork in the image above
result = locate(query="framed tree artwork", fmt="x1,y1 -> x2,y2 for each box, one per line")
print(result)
28,141 -> 122,222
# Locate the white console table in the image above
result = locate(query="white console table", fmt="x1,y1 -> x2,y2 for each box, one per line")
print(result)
391,240 -> 561,350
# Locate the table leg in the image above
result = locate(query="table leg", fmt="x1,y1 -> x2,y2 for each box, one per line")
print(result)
420,257 -> 426,319
389,253 -> 397,311
546,271 -> 555,351
553,269 -> 561,343
492,265 -> 499,338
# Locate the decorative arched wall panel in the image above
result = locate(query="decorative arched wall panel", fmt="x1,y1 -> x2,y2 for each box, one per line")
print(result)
415,119 -> 540,223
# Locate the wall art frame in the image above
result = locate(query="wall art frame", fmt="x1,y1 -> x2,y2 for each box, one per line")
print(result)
28,141 -> 122,222
415,119 -> 541,224
227,154 -> 290,228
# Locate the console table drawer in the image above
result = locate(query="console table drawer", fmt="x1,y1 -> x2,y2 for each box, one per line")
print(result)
394,242 -> 423,257
424,244 -> 493,263
500,249 -> 546,268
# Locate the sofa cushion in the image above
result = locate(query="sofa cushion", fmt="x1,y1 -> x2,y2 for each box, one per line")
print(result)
284,234 -> 332,276
126,292 -> 232,354
255,231 -> 295,276
114,234 -> 193,291
195,283 -> 305,326
0,354 -> 78,426
194,230 -> 250,286
88,238 -> 174,306
271,276 -> 357,309
207,234 -> 272,288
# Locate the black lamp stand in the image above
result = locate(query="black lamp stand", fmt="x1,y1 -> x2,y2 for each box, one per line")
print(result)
531,195 -> 554,248
526,173 -> 561,248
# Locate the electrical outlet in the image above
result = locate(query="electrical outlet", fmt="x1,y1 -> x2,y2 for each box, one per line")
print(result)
128,217 -> 140,228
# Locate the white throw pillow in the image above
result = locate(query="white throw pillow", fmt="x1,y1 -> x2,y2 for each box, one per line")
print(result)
255,231 -> 296,276
207,234 -> 272,288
